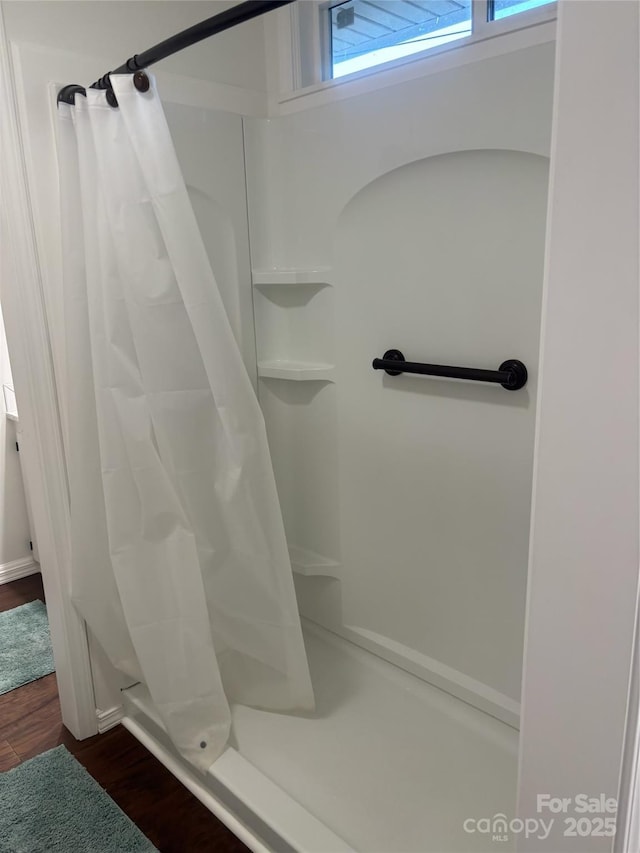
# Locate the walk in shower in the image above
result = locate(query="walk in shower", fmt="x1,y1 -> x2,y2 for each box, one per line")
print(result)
52,3 -> 555,849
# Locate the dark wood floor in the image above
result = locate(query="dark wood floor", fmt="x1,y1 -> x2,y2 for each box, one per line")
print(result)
0,574 -> 248,853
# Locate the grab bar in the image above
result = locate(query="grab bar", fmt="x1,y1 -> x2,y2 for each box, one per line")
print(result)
372,350 -> 528,391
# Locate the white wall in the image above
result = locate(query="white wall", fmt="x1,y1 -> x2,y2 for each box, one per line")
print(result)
0,303 -> 31,567
0,305 -> 13,394
245,40 -> 555,721
1,1 -> 267,93
517,2 -> 639,849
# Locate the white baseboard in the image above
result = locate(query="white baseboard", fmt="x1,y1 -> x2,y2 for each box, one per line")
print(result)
96,705 -> 124,733
0,556 -> 39,585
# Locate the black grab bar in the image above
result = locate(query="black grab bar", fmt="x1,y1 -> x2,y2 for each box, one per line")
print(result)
372,350 -> 528,391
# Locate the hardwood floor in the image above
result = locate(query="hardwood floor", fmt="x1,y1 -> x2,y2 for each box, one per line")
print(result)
0,573 -> 249,852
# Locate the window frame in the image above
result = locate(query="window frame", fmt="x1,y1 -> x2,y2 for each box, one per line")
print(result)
287,0 -> 556,95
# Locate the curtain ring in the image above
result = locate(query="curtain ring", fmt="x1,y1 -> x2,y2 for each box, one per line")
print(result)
105,89 -> 119,109
133,71 -> 150,93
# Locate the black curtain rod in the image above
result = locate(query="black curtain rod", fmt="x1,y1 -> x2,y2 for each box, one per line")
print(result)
57,0 -> 295,106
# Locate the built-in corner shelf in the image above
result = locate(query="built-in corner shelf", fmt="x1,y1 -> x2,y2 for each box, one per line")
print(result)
288,544 -> 341,579
258,360 -> 335,382
252,268 -> 332,287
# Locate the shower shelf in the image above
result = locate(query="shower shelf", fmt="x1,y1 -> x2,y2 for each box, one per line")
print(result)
252,268 -> 332,287
288,544 -> 341,578
258,360 -> 335,382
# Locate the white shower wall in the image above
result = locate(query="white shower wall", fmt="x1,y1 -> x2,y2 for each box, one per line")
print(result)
244,41 -> 555,717
165,103 -> 256,385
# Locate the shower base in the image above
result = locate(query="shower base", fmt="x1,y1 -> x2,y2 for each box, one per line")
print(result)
122,620 -> 518,853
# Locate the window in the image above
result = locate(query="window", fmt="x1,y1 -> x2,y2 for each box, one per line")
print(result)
330,1 -> 472,80
326,0 -> 555,79
490,0 -> 554,20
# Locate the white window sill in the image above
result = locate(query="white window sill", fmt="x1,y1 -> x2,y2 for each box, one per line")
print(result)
275,13 -> 556,116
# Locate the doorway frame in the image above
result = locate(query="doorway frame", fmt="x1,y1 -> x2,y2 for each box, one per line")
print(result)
0,5 -> 97,739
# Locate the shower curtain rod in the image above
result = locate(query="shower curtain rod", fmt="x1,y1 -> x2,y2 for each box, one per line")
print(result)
57,0 -> 296,106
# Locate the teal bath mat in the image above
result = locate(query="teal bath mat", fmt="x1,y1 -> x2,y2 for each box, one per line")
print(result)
0,600 -> 55,695
0,746 -> 157,853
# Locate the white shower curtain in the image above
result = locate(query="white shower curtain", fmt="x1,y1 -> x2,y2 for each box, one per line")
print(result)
57,74 -> 314,771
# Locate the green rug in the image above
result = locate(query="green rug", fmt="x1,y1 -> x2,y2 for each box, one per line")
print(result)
0,600 -> 55,695
0,746 -> 157,853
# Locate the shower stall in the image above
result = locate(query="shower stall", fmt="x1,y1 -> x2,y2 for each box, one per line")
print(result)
1,1 -> 638,851
63,10 -> 550,844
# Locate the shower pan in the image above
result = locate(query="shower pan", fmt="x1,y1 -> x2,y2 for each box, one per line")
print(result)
122,621 -> 518,852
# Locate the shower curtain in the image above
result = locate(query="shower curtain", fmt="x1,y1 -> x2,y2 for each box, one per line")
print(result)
56,74 -> 314,771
